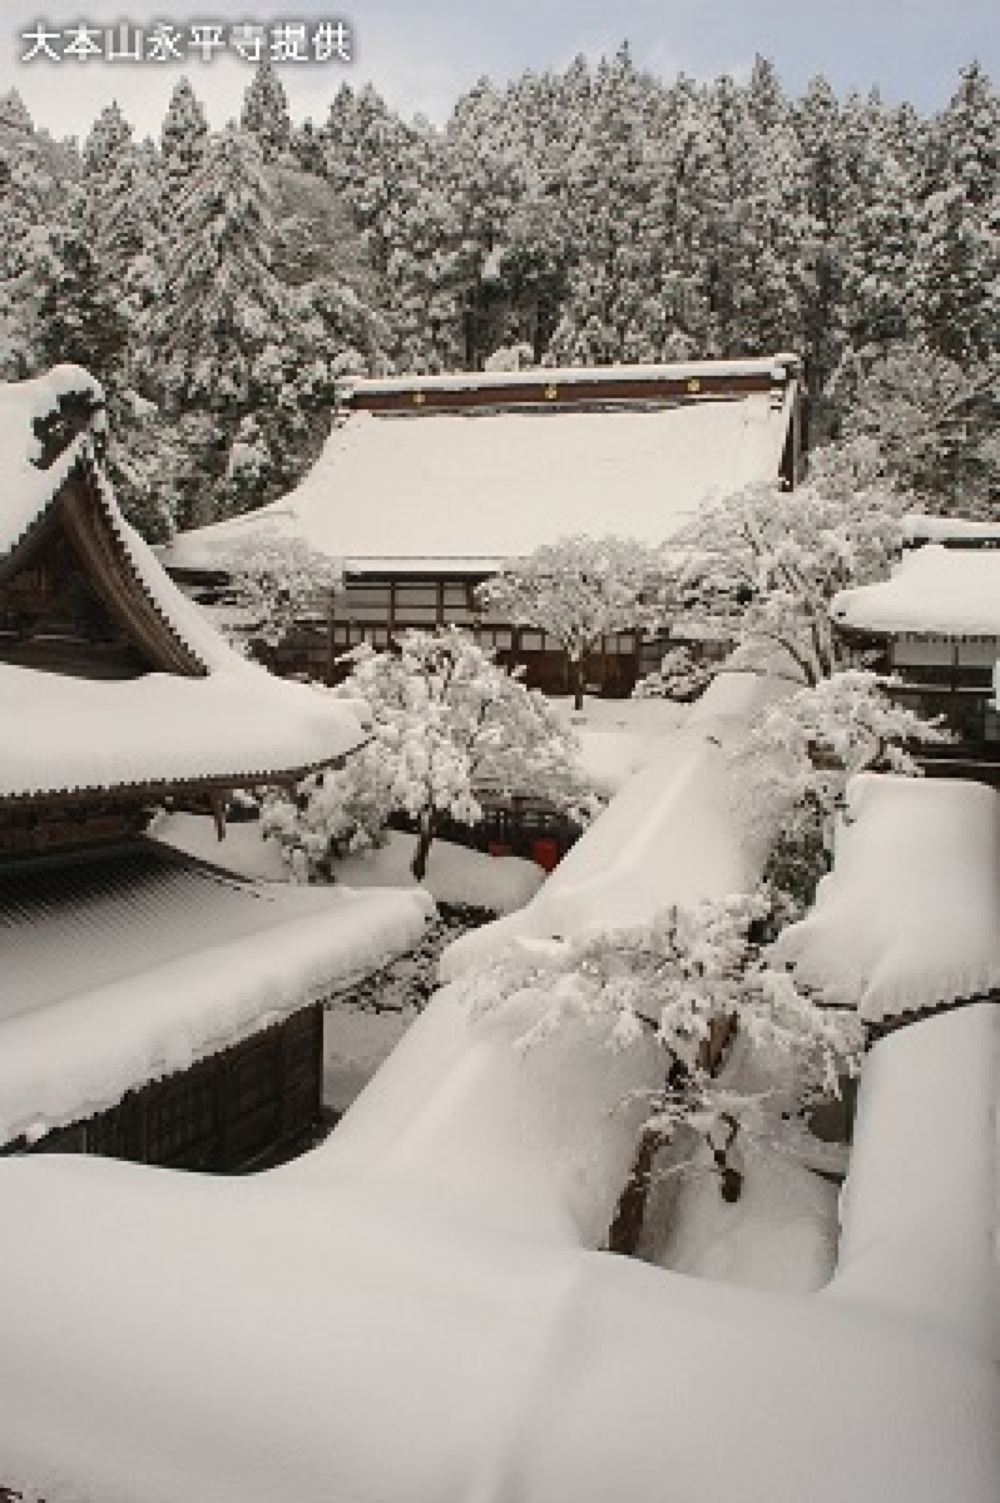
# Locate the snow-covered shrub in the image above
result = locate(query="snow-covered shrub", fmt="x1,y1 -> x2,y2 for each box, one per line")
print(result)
738,669 -> 954,918
633,644 -> 717,702
264,628 -> 595,881
457,893 -> 862,1220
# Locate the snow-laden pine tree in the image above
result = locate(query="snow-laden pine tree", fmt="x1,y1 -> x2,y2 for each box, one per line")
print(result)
240,58 -> 292,164
915,64 -> 999,365
479,536 -> 674,710
264,628 -> 592,881
134,125 -> 331,525
161,77 -> 209,186
837,341 -> 999,512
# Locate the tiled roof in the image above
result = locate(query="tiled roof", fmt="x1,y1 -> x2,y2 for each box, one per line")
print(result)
0,840 -> 431,1142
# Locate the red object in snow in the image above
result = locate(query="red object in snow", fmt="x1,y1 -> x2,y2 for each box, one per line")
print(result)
531,838 -> 560,872
488,842 -> 512,858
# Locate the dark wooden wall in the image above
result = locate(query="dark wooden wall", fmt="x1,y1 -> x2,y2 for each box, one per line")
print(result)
2,1004 -> 325,1174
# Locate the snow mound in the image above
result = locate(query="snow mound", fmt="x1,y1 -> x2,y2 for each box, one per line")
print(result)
775,774 -> 1000,1021
648,1139 -> 839,1294
441,671 -> 792,980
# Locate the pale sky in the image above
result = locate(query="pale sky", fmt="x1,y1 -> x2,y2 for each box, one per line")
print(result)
3,0 -> 997,143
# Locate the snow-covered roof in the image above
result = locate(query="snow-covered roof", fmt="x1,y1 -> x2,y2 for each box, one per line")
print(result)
0,975 -> 993,1503
902,511 -> 1000,547
0,363 -> 105,559
775,774 -> 1000,1023
441,671 -> 794,980
831,544 -> 1000,638
834,1001 -> 998,1353
0,370 -> 369,793
0,840 -> 431,1144
0,661 -> 366,803
164,374 -> 796,576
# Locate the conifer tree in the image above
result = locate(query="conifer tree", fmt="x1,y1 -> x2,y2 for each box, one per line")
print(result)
240,58 -> 292,163
161,77 -> 209,184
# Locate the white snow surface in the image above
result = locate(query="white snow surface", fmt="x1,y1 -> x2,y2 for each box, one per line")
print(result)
553,692 -> 689,793
775,774 -> 1000,1022
647,1137 -> 840,1294
0,845 -> 431,1144
832,543 -> 1000,636
333,829 -> 546,912
0,989 -> 995,1503
830,1001 -> 998,1358
154,815 -> 546,914
164,393 -> 791,573
441,671 -> 794,980
151,810 -> 290,880
0,662 -> 368,799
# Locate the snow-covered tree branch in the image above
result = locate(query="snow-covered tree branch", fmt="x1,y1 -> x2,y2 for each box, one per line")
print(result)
456,893 -> 863,1222
478,535 -> 674,709
737,669 -> 954,917
216,534 -> 343,655
263,627 -> 596,881
668,460 -> 906,686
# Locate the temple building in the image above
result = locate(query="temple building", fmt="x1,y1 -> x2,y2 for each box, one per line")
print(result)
164,354 -> 805,697
0,365 -> 428,1169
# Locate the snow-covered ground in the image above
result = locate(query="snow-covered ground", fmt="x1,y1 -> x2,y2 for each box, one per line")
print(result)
551,691 -> 689,792
643,1137 -> 839,1293
154,814 -> 545,914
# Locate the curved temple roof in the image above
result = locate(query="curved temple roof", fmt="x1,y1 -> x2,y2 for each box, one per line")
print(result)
0,369 -> 367,800
164,355 -> 799,576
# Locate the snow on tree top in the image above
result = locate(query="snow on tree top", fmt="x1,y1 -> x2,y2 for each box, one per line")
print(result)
165,388 -> 793,574
775,773 -> 1000,1022
832,544 -> 1000,638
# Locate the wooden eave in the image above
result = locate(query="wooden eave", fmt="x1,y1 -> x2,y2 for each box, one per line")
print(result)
0,447 -> 209,677
344,369 -> 778,416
